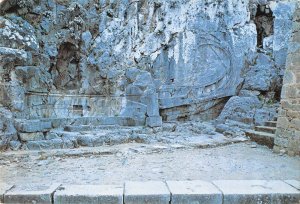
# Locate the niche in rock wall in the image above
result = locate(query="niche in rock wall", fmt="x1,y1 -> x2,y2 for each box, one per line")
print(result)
53,42 -> 81,91
254,4 -> 274,48
73,105 -> 83,116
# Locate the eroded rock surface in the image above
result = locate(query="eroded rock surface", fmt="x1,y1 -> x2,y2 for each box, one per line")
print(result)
0,0 -> 298,150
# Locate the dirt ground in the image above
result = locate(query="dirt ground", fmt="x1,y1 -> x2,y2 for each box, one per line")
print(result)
0,141 -> 299,186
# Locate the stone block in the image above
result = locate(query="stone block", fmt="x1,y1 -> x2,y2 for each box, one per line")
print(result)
287,110 -> 300,118
4,183 -> 60,204
9,140 -> 22,150
281,84 -> 300,98
0,183 -> 13,203
166,180 -> 222,204
120,101 -> 147,120
284,180 -> 300,190
217,96 -> 261,125
51,118 -> 69,128
213,180 -> 300,204
25,139 -> 64,150
144,90 -> 160,117
275,127 -> 290,139
276,116 -> 290,128
282,70 -> 296,84
146,116 -> 162,127
281,99 -> 300,109
119,117 -> 145,126
19,132 -> 44,142
278,108 -> 287,117
274,137 -> 289,148
124,181 -> 170,204
15,120 -> 52,133
54,185 -> 123,204
291,119 -> 300,130
288,51 -> 300,67
45,132 -> 60,140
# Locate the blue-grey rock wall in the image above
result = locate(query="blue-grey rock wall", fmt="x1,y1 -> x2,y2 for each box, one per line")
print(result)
0,0 -> 297,150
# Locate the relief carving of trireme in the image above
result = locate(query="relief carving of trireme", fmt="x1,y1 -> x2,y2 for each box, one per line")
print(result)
0,0 -> 298,150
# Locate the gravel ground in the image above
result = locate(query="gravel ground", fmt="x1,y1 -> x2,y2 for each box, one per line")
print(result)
0,142 -> 299,186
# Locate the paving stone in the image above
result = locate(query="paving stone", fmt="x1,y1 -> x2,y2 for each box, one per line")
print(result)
0,183 -> 14,203
124,181 -> 170,204
54,185 -> 123,204
284,180 -> 300,190
4,183 -> 60,204
166,180 -> 222,204
213,180 -> 300,204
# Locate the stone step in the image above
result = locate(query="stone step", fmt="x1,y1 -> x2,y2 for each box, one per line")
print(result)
264,121 -> 277,127
17,116 -> 145,130
23,138 -> 75,150
255,126 -> 276,134
245,130 -> 275,148
21,128 -> 150,150
63,124 -> 147,132
15,120 -> 52,133
66,116 -> 144,127
64,125 -> 118,132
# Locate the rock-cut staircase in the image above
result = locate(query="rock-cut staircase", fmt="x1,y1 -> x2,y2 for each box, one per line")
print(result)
246,117 -> 277,148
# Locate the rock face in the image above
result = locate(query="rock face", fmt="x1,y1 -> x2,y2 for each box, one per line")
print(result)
0,0 -> 298,150
274,4 -> 300,156
0,107 -> 17,150
218,96 -> 262,124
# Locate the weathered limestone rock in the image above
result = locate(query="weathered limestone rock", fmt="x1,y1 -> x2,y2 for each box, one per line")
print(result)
15,66 -> 52,93
216,119 -> 250,137
254,105 -> 278,126
0,16 -> 38,51
217,96 -> 262,124
243,53 -> 277,92
0,0 -> 297,149
271,1 -> 297,74
0,107 -> 17,150
8,140 -> 22,150
0,0 -> 35,15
